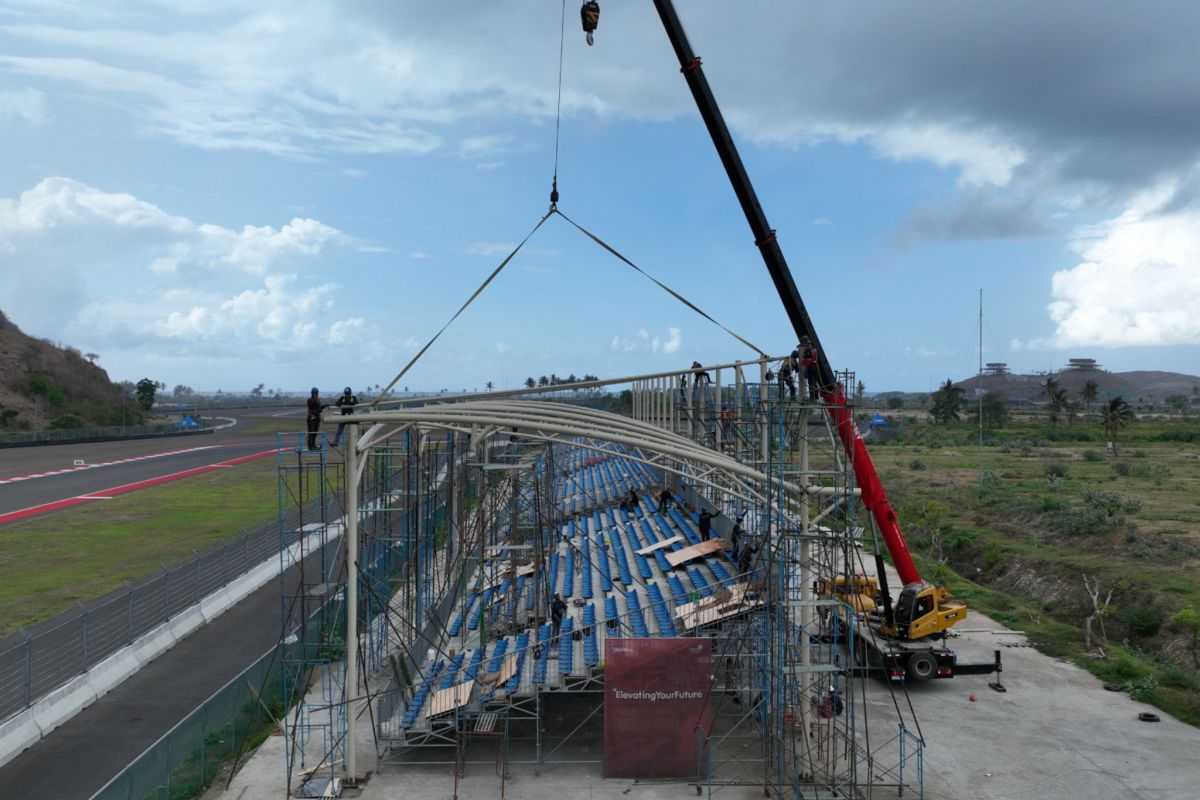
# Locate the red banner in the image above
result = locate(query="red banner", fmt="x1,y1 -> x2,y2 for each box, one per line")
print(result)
604,638 -> 712,778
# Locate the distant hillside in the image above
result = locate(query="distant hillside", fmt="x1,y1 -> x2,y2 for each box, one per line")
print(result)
957,368 -> 1200,405
0,310 -> 142,430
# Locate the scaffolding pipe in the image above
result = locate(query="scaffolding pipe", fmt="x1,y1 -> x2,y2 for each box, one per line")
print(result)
346,422 -> 360,781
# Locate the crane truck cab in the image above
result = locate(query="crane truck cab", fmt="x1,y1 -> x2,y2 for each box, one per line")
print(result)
884,581 -> 967,640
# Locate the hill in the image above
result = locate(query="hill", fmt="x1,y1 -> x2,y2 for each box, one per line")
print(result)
957,368 -> 1200,406
0,310 -> 142,431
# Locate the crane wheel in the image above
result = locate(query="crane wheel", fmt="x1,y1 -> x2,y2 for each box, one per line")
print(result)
906,652 -> 937,682
1138,712 -> 1160,722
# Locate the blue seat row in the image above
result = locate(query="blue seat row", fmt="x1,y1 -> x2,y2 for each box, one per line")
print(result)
667,574 -> 690,606
561,545 -> 575,598
463,647 -> 485,682
503,632 -> 530,694
467,588 -> 491,631
447,593 -> 477,637
646,582 -> 677,637
625,590 -> 650,638
401,660 -> 445,728
580,536 -> 593,599
558,617 -> 575,675
533,623 -> 552,685
438,652 -> 466,689
595,535 -> 613,591
582,604 -> 599,667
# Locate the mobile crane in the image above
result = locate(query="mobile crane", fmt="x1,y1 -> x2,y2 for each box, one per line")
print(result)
646,1 -> 1000,682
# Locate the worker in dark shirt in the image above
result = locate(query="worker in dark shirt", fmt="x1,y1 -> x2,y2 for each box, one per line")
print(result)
331,386 -> 358,447
551,593 -> 567,640
800,337 -> 820,400
699,508 -> 721,539
730,514 -> 745,554
305,388 -> 329,451
657,487 -> 673,514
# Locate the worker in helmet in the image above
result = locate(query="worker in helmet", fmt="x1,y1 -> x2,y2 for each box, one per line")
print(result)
305,388 -> 329,451
331,386 -> 358,448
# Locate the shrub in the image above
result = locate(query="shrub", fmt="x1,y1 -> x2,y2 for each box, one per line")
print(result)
47,413 -> 83,430
1082,449 -> 1104,462
1117,606 -> 1166,638
909,459 -> 927,471
1044,461 -> 1069,479
1083,491 -> 1142,515
1112,462 -> 1131,477
1128,673 -> 1160,703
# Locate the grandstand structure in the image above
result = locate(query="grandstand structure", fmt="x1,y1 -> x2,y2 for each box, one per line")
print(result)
276,355 -> 924,798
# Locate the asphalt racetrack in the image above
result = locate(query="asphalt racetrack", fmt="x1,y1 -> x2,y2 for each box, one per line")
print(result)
0,411 -> 300,524
0,408 -> 331,798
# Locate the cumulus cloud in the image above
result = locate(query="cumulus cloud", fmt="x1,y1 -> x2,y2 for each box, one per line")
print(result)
494,341 -> 511,354
1024,183 -> 1200,349
610,326 -> 683,354
0,177 -> 363,359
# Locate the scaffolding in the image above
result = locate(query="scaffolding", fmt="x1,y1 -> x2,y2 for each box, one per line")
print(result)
276,358 -> 924,798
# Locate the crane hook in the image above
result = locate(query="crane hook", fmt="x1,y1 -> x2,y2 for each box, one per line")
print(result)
581,1 -> 600,46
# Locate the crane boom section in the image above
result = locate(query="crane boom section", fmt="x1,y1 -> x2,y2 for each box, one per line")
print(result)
651,0 -> 921,587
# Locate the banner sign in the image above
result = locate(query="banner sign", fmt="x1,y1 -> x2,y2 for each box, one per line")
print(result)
604,637 -> 712,778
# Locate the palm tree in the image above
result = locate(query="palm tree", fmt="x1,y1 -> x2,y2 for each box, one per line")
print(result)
930,379 -> 966,423
485,381 -> 494,392
1080,379 -> 1099,415
1043,377 -> 1068,428
1101,396 -> 1135,455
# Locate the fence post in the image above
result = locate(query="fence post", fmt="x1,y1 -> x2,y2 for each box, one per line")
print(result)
18,628 -> 32,708
124,580 -> 134,644
162,564 -> 170,621
76,601 -> 88,673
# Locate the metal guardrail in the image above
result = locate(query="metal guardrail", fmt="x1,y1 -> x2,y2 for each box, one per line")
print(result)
0,520 -> 279,723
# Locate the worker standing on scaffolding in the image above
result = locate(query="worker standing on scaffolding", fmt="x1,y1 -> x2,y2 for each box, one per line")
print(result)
306,388 -> 329,451
777,352 -> 798,401
331,386 -> 358,448
800,337 -> 820,400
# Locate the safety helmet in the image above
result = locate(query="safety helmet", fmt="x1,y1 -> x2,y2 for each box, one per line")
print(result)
310,387 -> 319,394
343,387 -> 352,394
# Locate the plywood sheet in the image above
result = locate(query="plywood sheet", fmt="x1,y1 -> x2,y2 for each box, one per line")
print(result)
664,538 -> 729,568
635,535 -> 683,556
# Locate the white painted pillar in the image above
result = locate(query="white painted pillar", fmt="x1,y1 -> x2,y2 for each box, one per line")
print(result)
345,423 -> 360,780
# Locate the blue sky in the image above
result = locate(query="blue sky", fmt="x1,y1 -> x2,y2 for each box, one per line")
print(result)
1,1 -> 1197,394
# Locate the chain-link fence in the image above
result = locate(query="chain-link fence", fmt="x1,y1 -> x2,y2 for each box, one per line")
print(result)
0,420 -> 213,447
0,519 -> 280,723
89,639 -> 289,800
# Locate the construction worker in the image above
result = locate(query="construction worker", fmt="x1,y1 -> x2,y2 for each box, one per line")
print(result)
331,386 -> 358,447
699,508 -> 721,539
777,354 -> 798,401
305,388 -> 329,450
551,593 -> 567,640
800,337 -> 820,400
657,487 -> 673,514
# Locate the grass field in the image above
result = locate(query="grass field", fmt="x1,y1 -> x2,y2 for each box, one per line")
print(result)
861,412 -> 1200,724
0,458 -> 280,638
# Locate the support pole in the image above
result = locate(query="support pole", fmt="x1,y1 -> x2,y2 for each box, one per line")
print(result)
345,422 -> 360,781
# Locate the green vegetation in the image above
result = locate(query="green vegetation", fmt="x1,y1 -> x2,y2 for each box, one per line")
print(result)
868,413 -> 1200,725
0,458 -> 279,637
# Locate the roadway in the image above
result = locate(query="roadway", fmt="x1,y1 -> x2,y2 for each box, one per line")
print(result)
0,409 -> 303,524
0,408 -> 341,799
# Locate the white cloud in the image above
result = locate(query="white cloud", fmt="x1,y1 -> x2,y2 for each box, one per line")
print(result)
0,87 -> 46,124
1028,181 -> 1200,348
494,341 -> 511,354
0,176 -> 361,360
457,134 -> 509,160
609,326 -> 683,354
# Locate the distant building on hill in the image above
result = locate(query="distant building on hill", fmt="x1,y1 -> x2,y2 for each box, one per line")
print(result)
1065,358 -> 1102,371
982,362 -> 1010,376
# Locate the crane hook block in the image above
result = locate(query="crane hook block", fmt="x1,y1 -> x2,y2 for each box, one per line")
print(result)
581,1 -> 600,46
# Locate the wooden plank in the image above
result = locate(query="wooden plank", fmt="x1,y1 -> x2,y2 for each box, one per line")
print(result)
665,538 -> 729,568
636,535 -> 683,556
675,582 -> 762,630
428,682 -> 473,717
